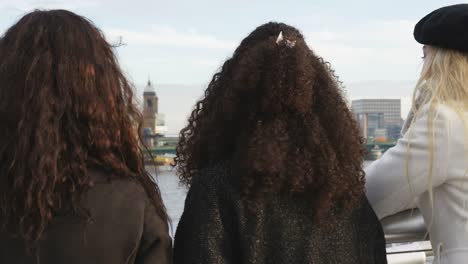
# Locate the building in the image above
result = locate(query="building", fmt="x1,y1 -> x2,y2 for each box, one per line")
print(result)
141,79 -> 169,147
142,79 -> 158,147
351,99 -> 403,141
155,113 -> 168,135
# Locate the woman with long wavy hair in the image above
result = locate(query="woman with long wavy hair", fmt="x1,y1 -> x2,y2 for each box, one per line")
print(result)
0,10 -> 171,264
366,4 -> 468,263
173,22 -> 387,263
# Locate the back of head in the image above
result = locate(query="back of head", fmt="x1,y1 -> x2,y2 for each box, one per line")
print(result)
0,10 -> 167,242
175,22 -> 365,221
417,47 -> 468,109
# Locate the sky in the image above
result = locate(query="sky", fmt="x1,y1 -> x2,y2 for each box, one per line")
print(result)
0,0 -> 463,134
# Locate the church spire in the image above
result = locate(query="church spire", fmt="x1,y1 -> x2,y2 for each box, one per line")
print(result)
147,75 -> 152,87
144,76 -> 156,93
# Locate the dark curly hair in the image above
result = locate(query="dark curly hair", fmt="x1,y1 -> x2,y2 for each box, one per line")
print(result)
0,10 -> 167,243
175,22 -> 366,220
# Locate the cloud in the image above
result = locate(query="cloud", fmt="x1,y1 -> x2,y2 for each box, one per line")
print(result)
0,0 -> 100,11
106,26 -> 237,50
306,19 -> 418,62
301,19 -> 423,84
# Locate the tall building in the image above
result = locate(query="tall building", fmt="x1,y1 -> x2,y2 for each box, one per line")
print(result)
351,99 -> 403,140
142,79 -> 158,146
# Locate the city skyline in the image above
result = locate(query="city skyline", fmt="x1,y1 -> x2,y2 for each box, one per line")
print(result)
0,0 -> 459,134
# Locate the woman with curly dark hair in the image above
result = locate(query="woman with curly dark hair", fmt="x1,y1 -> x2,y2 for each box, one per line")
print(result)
173,22 -> 387,263
0,10 -> 171,264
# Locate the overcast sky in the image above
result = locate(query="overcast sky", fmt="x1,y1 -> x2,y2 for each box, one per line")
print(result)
0,0 -> 461,134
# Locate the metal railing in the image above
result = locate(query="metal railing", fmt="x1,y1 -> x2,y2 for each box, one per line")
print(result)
383,209 -> 428,244
382,209 -> 433,263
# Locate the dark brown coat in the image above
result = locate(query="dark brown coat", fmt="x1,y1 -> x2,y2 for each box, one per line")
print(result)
0,169 -> 172,264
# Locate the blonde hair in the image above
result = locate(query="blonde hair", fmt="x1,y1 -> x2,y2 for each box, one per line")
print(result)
407,47 -> 468,232
415,47 -> 468,107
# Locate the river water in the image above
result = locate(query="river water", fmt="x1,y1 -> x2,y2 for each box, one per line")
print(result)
151,166 -> 187,233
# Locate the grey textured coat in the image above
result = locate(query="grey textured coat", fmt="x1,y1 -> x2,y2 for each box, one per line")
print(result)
174,162 -> 387,264
0,169 -> 172,264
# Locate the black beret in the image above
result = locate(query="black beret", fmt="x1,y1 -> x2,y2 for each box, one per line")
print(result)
414,4 -> 468,52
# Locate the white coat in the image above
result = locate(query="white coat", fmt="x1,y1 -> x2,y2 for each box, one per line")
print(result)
365,104 -> 468,264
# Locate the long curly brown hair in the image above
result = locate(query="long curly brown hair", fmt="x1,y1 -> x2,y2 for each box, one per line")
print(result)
175,22 -> 366,220
0,10 -> 167,242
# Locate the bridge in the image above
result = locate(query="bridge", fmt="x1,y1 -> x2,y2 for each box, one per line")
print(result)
150,138 -> 396,155
148,143 -> 398,164
150,146 -> 176,155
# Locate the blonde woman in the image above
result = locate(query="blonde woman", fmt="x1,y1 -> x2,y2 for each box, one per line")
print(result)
365,4 -> 468,264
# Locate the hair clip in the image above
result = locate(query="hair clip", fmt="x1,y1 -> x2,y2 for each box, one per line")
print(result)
286,40 -> 296,48
276,31 -> 284,45
275,31 -> 296,48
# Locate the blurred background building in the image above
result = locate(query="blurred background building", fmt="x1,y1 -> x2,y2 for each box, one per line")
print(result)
351,99 -> 403,142
142,79 -> 168,147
